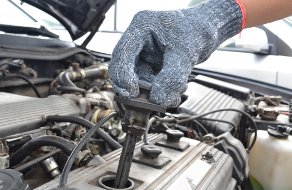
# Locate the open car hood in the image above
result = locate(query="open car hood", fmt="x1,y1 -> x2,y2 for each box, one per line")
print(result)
21,0 -> 115,41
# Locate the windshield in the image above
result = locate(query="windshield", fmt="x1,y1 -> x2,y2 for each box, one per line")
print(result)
0,0 -> 67,39
0,0 -> 38,27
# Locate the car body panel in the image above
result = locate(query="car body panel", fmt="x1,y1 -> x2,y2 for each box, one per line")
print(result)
196,50 -> 292,89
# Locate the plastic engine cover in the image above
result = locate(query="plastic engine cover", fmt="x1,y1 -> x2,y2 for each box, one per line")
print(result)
37,134 -> 236,190
178,82 -> 245,135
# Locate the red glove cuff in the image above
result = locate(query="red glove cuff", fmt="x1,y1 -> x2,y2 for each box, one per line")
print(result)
235,0 -> 247,30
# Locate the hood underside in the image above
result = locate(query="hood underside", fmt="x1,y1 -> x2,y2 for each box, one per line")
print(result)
21,0 -> 115,41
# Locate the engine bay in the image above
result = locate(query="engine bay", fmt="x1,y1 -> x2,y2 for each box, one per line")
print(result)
0,49 -> 291,190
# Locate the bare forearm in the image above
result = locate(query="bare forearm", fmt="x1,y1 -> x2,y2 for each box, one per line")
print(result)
242,0 -> 292,28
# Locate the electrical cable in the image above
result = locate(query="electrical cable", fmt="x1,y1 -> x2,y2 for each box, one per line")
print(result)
57,86 -> 86,97
10,135 -> 76,167
153,115 -> 176,122
1,74 -> 41,98
192,119 -> 209,135
143,117 -> 156,145
157,114 -> 235,134
161,123 -> 170,130
14,149 -> 61,172
58,112 -> 118,188
198,118 -> 237,130
175,108 -> 257,151
45,115 -> 122,150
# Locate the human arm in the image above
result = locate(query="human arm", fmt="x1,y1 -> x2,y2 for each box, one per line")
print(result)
242,0 -> 292,27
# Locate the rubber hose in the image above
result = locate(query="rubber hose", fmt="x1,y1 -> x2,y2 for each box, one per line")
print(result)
10,135 -> 76,167
45,115 -> 122,150
58,112 -> 118,188
4,75 -> 41,98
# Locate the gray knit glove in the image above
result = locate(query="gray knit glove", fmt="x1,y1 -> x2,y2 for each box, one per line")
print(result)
109,0 -> 243,107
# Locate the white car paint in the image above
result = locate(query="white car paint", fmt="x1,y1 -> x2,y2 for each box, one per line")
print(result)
196,50 -> 292,89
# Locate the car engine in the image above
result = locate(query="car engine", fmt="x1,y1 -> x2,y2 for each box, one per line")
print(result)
0,46 -> 291,190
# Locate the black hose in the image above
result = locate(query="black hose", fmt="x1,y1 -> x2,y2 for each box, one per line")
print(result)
58,112 -> 118,188
45,115 -> 122,150
10,135 -> 76,167
3,75 -> 41,98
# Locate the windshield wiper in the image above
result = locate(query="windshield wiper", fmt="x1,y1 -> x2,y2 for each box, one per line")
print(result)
0,24 -> 59,38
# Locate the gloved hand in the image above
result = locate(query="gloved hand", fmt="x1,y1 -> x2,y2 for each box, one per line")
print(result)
109,0 -> 244,107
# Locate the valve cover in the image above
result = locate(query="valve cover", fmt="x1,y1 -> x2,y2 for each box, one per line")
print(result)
36,134 -> 236,190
